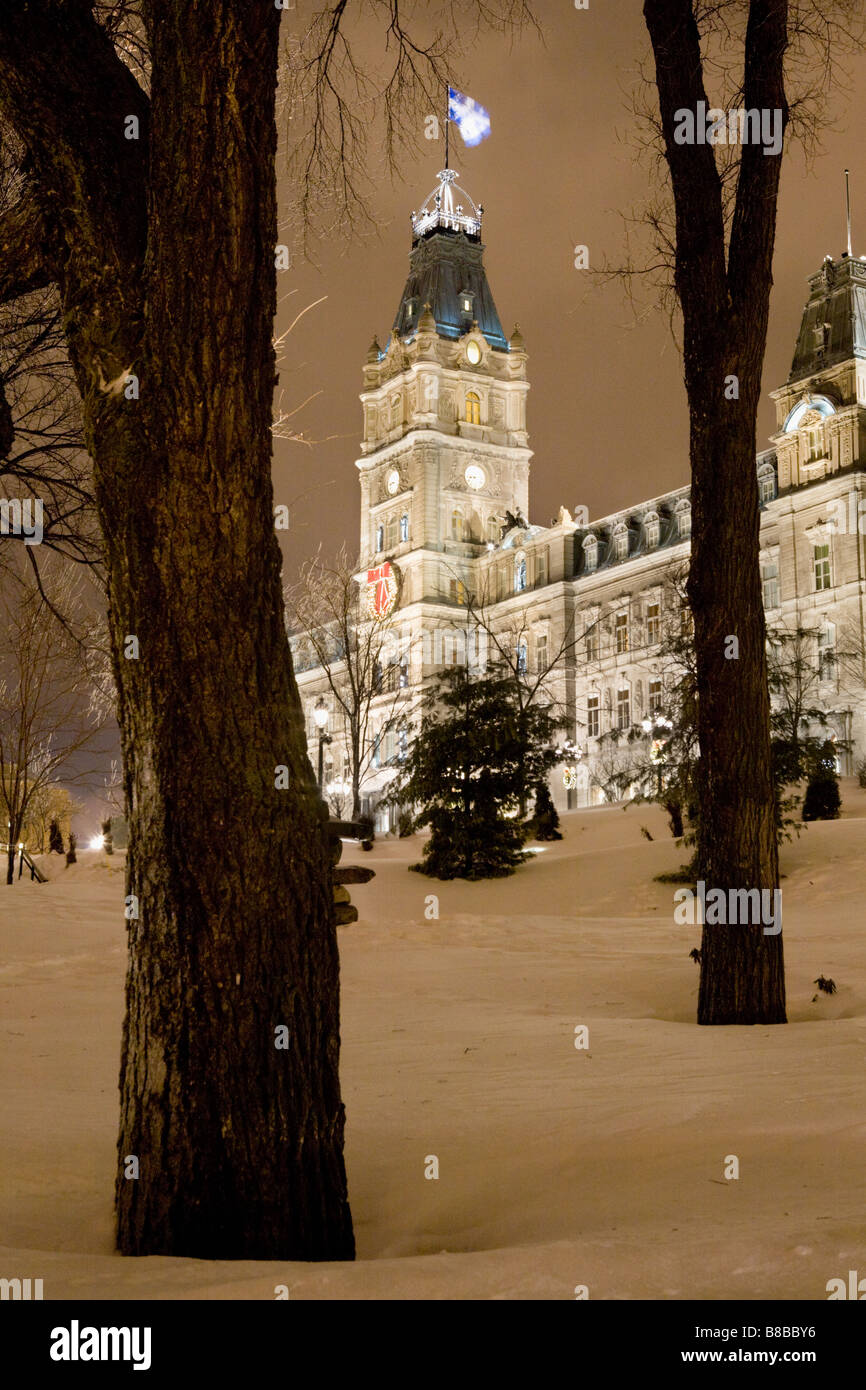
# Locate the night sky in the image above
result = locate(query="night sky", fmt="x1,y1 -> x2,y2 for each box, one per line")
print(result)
276,3 -> 866,578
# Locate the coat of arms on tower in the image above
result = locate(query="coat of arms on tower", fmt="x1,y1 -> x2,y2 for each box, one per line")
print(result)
365,562 -> 400,619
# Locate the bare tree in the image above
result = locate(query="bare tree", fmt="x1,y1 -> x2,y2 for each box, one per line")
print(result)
0,561 -> 105,883
287,543 -> 414,819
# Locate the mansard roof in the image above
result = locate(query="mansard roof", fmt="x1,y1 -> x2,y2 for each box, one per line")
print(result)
789,254 -> 866,383
391,225 -> 508,351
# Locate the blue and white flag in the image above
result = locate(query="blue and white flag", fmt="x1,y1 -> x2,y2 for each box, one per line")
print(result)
448,87 -> 491,147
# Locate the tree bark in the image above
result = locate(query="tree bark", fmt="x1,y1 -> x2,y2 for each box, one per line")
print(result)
0,1 -> 353,1257
644,0 -> 787,1024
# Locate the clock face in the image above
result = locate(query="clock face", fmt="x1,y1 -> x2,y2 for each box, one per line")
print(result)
466,340 -> 482,365
386,468 -> 400,496
464,464 -> 485,491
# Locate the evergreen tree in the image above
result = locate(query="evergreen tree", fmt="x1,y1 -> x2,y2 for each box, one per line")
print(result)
802,741 -> 842,822
48,819 -> 64,855
530,781 -> 562,841
390,663 -> 555,880
102,817 -> 114,856
65,831 -> 76,866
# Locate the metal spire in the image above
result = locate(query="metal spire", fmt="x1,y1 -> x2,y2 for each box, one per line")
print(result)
845,168 -> 852,257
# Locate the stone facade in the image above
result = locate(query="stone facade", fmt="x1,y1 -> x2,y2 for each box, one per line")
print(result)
295,173 -> 866,826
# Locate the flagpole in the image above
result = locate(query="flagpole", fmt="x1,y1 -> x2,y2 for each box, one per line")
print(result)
444,81 -> 449,170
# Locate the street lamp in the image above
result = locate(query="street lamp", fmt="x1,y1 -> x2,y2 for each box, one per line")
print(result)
313,697 -> 332,792
642,713 -> 674,795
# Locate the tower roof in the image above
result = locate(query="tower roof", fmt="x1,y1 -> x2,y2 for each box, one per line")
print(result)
789,253 -> 866,382
391,169 -> 508,351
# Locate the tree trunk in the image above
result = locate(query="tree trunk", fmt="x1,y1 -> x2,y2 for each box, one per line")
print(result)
644,0 -> 787,1025
0,1 -> 353,1257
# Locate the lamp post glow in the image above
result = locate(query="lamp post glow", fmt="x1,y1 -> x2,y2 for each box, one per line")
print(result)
313,697 -> 332,793
642,714 -> 674,795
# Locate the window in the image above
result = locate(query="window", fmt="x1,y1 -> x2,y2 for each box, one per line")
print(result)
585,623 -> 599,662
487,515 -> 499,544
372,732 -> 381,768
465,392 -> 481,426
614,528 -> 628,561
443,633 -> 457,666
514,555 -> 527,593
680,603 -> 693,637
583,535 -> 598,573
806,424 -> 823,463
587,694 -> 600,738
399,513 -> 409,543
615,612 -> 629,654
386,513 -> 398,550
677,507 -> 692,539
398,726 -> 408,761
516,639 -> 528,674
449,577 -> 467,605
646,601 -> 661,645
535,549 -> 548,587
817,625 -> 836,680
375,523 -> 384,552
535,634 -> 548,674
644,515 -> 660,548
616,687 -> 631,730
759,471 -> 776,504
814,542 -> 832,591
648,679 -> 663,715
451,508 -> 464,541
461,293 -> 473,314
761,558 -> 780,610
399,655 -> 409,688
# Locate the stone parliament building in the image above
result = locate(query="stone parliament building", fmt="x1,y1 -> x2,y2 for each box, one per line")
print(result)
295,165 -> 866,827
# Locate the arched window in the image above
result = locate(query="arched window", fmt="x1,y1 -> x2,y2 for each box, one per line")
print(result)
514,555 -> 527,592
465,392 -> 481,426
676,504 -> 691,539
613,526 -> 629,560
758,469 -> 776,504
644,513 -> 660,548
451,508 -> 464,541
583,534 -> 598,574
399,513 -> 409,542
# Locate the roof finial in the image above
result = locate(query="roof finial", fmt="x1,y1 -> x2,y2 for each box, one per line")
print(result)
845,168 -> 853,257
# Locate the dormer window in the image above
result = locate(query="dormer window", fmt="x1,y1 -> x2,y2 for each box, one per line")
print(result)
644,513 -> 660,548
460,291 -> 474,317
613,526 -> 629,561
675,504 -> 692,539
405,297 -> 417,326
583,534 -> 598,574
759,468 -> 776,504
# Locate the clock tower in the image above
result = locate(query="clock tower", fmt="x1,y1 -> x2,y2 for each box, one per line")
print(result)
355,167 -> 531,619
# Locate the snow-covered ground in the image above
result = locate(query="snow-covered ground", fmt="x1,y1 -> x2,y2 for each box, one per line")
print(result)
2,787 -> 865,1300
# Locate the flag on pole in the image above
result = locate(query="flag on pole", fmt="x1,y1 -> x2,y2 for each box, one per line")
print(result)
447,87 -> 491,147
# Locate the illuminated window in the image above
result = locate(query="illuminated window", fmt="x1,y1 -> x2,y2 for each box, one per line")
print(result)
759,471 -> 776,504
616,687 -> 631,730
514,555 -> 527,592
449,578 -> 467,605
648,679 -> 663,715
451,508 -> 464,541
587,694 -> 600,738
814,542 -> 832,591
761,558 -> 780,610
465,392 -> 481,426
646,602 -> 661,645
806,424 -> 823,463
615,612 -> 629,654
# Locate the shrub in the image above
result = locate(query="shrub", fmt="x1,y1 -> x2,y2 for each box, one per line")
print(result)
802,770 -> 841,821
